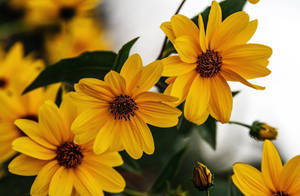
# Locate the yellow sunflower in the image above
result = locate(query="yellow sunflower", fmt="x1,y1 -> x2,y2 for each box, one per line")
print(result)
0,43 -> 59,163
232,140 -> 300,196
70,54 -> 182,159
9,95 -> 125,196
46,17 -> 111,63
160,1 -> 272,125
24,0 -> 101,25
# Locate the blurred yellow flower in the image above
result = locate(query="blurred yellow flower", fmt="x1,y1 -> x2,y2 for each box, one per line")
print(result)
0,43 -> 59,163
248,0 -> 259,4
160,1 -> 272,125
232,140 -> 300,196
46,17 -> 110,63
71,54 -> 181,159
24,0 -> 101,25
9,96 -> 125,196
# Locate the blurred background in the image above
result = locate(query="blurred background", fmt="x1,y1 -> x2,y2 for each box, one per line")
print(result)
0,0 -> 299,195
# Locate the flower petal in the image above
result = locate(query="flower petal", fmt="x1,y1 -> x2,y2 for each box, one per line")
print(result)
261,140 -> 283,192
206,1 -> 222,49
137,102 -> 181,128
160,22 -> 176,43
104,71 -> 126,95
49,167 -> 73,196
198,14 -> 207,53
171,14 -> 199,42
31,161 -> 60,196
161,56 -> 196,77
232,163 -> 271,195
184,76 -> 210,125
8,154 -> 47,176
83,162 -> 125,193
135,91 -> 178,103
212,11 -> 249,50
13,137 -> 56,160
120,53 -> 143,92
174,36 -> 200,63
73,169 -> 92,196
85,152 -> 123,167
133,60 -> 163,95
220,68 -> 266,90
15,119 -> 56,150
209,75 -> 232,123
279,155 -> 300,194
170,70 -> 197,106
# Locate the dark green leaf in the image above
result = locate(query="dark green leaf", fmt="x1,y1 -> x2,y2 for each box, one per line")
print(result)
23,51 -> 117,94
112,37 -> 139,73
119,151 -> 141,175
149,144 -> 189,194
232,91 -> 240,97
197,116 -> 217,150
54,85 -> 63,106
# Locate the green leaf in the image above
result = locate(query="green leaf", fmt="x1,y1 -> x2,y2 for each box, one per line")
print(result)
112,37 -> 139,73
149,144 -> 189,194
197,116 -> 217,150
232,90 -> 240,97
23,51 -> 117,94
119,151 -> 141,175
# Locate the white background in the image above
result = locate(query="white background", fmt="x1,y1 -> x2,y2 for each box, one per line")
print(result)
103,0 -> 300,169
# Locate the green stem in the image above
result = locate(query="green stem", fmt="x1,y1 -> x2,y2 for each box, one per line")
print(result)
206,190 -> 210,196
123,188 -> 148,196
228,121 -> 251,129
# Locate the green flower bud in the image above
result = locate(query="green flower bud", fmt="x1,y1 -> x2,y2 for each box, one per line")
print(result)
250,121 -> 278,141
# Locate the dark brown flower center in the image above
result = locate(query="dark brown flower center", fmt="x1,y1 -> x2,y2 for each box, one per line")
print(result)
273,192 -> 289,196
59,7 -> 76,20
17,114 -> 39,136
196,50 -> 222,78
56,142 -> 83,169
0,78 -> 8,89
109,95 -> 138,120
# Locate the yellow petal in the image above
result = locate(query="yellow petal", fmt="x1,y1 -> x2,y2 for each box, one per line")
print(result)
171,14 -> 199,42
198,14 -> 207,53
75,166 -> 104,196
93,119 -> 117,154
31,161 -> 60,196
161,56 -> 196,77
8,154 -> 47,176
130,115 -> 154,155
220,68 -> 266,90
83,162 -> 125,193
206,1 -> 222,49
232,163 -> 271,195
222,60 -> 271,80
73,170 -> 92,196
133,60 -> 163,95
85,152 -> 123,167
15,119 -> 56,150
212,11 -> 249,50
39,101 -> 69,144
137,102 -> 181,128
0,91 -> 24,120
104,71 -> 126,95
174,36 -> 200,63
279,155 -> 300,194
12,137 -> 56,160
49,167 -> 73,196
209,75 -> 232,123
69,91 -> 109,109
135,91 -> 178,103
222,20 -> 258,51
184,76 -> 210,125
160,22 -> 176,43
222,44 -> 272,61
121,121 -> 143,159
248,0 -> 259,4
170,70 -> 197,106
120,53 -> 143,92
261,140 -> 283,192
59,93 -> 78,130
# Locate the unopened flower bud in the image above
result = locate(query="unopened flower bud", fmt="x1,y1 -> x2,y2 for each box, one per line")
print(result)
192,162 -> 213,191
249,121 -> 278,141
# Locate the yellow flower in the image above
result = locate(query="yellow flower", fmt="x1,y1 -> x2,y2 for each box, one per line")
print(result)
192,162 -> 213,191
160,1 -> 272,125
232,140 -> 300,196
24,0 -> 101,25
9,95 -> 125,196
71,54 -> 182,159
0,43 -> 59,163
248,0 -> 259,4
46,17 -> 110,63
